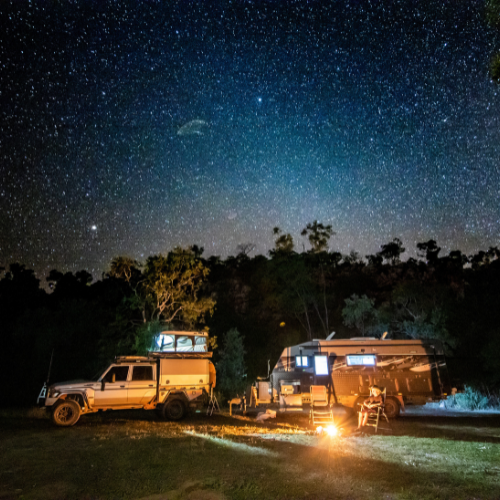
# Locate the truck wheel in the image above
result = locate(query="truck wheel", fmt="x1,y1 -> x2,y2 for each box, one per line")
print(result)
384,397 -> 400,419
52,399 -> 81,427
162,398 -> 186,421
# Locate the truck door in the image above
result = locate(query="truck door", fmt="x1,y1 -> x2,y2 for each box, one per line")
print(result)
94,365 -> 130,406
128,365 -> 156,404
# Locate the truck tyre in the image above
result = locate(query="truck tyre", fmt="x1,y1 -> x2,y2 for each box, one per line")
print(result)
52,399 -> 81,427
162,398 -> 186,421
384,397 -> 400,419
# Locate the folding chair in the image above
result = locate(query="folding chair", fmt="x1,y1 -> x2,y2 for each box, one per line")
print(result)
364,387 -> 391,433
309,385 -> 334,426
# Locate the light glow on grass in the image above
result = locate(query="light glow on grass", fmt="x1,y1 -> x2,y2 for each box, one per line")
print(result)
184,430 -> 278,457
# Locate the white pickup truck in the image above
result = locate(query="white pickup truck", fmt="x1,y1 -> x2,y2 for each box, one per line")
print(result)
38,347 -> 216,427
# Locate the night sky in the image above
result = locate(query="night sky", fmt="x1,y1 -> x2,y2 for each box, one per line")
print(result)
1,0 -> 499,279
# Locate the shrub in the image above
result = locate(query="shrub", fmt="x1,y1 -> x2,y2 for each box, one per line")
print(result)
216,328 -> 247,401
450,385 -> 500,411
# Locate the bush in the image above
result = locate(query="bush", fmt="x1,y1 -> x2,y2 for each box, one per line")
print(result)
450,385 -> 500,411
216,328 -> 247,401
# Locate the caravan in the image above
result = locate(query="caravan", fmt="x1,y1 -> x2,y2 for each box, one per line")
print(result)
271,337 -> 452,417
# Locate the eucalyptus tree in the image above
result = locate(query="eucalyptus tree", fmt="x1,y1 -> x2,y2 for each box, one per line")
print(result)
271,227 -> 294,254
142,247 -> 215,326
300,220 -> 335,253
377,238 -> 405,266
342,294 -> 381,337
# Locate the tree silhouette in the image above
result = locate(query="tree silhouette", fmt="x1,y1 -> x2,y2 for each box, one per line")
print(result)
342,294 -> 379,337
301,220 -> 335,253
417,239 -> 441,263
271,227 -> 294,254
109,256 -> 141,284
377,238 -> 405,265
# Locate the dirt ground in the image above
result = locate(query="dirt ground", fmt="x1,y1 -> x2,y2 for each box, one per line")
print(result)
1,405 -> 499,500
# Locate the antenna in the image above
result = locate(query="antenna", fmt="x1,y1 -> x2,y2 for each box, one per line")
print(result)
326,331 -> 336,340
46,349 -> 54,386
38,349 -> 55,404
381,331 -> 388,340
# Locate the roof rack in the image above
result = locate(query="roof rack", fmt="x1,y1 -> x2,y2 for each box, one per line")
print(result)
148,351 -> 212,359
158,330 -> 208,337
115,352 -> 212,363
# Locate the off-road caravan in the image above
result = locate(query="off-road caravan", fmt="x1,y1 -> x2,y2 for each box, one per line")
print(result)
271,337 -> 452,417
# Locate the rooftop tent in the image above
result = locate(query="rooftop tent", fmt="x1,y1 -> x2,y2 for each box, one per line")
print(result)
153,331 -> 208,353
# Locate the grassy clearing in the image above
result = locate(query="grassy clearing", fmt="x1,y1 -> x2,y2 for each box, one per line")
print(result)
0,408 -> 499,499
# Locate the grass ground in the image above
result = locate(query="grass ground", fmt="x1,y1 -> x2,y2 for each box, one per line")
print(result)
0,406 -> 499,500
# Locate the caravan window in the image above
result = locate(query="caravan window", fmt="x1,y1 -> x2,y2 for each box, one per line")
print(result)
314,355 -> 329,375
346,354 -> 377,366
296,356 -> 309,367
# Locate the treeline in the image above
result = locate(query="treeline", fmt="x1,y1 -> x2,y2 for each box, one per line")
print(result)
2,223 -> 500,406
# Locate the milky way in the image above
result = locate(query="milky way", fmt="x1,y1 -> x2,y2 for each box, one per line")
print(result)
1,0 -> 499,279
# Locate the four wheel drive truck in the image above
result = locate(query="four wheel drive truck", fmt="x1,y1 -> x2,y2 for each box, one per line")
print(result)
37,352 -> 216,427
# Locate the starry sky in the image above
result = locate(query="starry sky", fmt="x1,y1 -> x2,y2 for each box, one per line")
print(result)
1,0 -> 499,279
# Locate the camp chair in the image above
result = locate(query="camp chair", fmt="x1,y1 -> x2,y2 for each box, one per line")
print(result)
309,385 -> 334,426
364,387 -> 392,433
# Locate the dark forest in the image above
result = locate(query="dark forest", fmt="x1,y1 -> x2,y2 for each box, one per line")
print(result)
2,224 -> 500,407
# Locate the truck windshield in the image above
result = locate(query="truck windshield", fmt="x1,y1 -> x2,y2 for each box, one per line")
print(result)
90,366 -> 109,381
